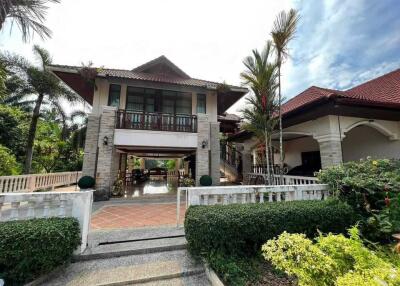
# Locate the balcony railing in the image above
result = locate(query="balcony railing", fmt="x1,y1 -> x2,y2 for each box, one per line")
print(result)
116,110 -> 197,133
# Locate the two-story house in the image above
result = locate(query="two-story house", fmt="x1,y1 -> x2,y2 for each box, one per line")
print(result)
48,56 -> 247,191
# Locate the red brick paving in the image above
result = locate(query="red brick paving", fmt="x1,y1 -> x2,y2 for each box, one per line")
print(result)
91,203 -> 186,230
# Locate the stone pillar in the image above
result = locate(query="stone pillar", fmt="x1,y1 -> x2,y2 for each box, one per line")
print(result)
120,153 -> 127,173
315,135 -> 343,169
210,122 -> 220,186
175,158 -> 182,170
241,143 -> 253,178
196,114 -> 210,186
82,114 -> 100,177
96,106 -> 117,191
140,158 -> 145,169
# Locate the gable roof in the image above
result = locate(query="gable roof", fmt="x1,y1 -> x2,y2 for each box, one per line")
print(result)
132,55 -> 190,79
281,68 -> 400,117
48,56 -> 248,113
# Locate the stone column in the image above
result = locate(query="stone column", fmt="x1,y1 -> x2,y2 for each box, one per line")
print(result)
241,143 -> 253,178
140,158 -> 145,170
315,135 -> 343,169
96,106 -> 117,191
82,114 -> 100,177
210,122 -> 220,186
196,114 -> 210,186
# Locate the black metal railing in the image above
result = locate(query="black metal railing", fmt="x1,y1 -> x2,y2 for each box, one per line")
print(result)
116,110 -> 197,133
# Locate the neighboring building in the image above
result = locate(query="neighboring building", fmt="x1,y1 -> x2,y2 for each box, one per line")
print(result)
48,56 -> 247,190
229,68 -> 400,177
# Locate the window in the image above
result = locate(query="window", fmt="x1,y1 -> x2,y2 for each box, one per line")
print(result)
197,94 -> 206,113
108,84 -> 121,108
176,92 -> 192,114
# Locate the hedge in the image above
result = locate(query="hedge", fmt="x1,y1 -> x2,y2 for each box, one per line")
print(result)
185,199 -> 356,256
0,217 -> 81,285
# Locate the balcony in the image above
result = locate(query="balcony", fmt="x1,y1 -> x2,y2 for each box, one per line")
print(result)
116,110 -> 197,133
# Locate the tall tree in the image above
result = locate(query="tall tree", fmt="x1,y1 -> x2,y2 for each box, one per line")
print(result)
0,0 -> 59,42
1,45 -> 81,173
271,9 -> 299,179
240,41 -> 278,180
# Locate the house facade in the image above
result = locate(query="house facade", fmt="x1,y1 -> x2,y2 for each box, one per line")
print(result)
49,56 -> 247,190
229,68 -> 400,177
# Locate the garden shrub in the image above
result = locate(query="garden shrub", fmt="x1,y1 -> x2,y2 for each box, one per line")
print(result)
262,227 -> 400,286
0,218 -> 81,285
199,175 -> 212,186
317,158 -> 400,241
78,175 -> 95,189
185,199 -> 355,257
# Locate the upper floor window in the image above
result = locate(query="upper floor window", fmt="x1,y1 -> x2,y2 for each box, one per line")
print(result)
108,84 -> 121,108
197,94 -> 206,113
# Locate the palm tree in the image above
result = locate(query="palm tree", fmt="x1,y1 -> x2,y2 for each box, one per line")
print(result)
240,41 -> 278,180
0,0 -> 59,42
1,45 -> 81,173
271,9 -> 299,180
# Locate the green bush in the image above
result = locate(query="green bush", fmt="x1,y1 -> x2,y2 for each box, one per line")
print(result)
185,199 -> 355,257
0,218 -> 81,285
78,175 -> 95,189
317,158 -> 400,242
199,175 -> 212,186
262,227 -> 400,286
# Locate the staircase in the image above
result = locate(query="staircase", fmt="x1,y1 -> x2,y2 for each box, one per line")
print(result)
220,142 -> 242,183
40,228 -> 210,286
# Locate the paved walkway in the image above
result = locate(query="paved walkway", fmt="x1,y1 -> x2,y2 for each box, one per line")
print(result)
91,202 -> 186,230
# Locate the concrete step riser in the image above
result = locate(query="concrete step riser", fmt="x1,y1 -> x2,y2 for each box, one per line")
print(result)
97,268 -> 205,286
75,243 -> 187,262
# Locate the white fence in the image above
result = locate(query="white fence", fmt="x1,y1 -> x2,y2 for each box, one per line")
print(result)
0,190 -> 93,253
245,173 -> 318,185
177,184 -> 329,225
0,171 -> 82,193
167,169 -> 185,178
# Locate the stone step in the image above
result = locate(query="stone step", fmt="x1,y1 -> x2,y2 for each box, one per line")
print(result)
41,249 -> 210,286
78,236 -> 187,261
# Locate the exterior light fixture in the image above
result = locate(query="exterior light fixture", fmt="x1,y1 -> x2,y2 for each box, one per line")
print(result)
103,136 -> 109,146
201,140 -> 208,149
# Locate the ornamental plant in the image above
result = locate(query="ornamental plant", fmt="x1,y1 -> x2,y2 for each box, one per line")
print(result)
262,226 -> 400,286
317,158 -> 400,241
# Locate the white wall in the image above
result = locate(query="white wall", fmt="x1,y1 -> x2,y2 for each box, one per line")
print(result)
283,137 -> 320,169
114,129 -> 198,148
342,125 -> 400,161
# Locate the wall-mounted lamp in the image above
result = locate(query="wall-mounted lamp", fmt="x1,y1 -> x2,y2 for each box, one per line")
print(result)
201,139 -> 208,149
103,136 -> 109,146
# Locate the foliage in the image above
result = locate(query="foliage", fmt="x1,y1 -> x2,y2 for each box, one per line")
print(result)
240,41 -> 278,177
0,144 -> 20,175
0,217 -> 81,285
78,176 -> 95,189
1,45 -> 82,173
262,227 -> 400,286
0,0 -> 60,42
181,177 -> 195,187
207,252 -> 262,286
185,199 -> 355,257
317,158 -> 400,241
0,61 -> 6,99
0,104 -> 28,161
199,175 -> 212,186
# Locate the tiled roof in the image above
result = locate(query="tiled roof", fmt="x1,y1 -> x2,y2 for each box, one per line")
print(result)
48,64 -> 245,91
282,68 -> 400,116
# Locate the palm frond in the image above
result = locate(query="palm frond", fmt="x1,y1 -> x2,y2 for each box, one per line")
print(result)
1,0 -> 60,42
271,8 -> 300,60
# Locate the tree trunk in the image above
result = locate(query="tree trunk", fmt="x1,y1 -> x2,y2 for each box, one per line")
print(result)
278,59 -> 284,184
0,4 -> 10,32
265,131 -> 270,182
24,93 -> 45,174
269,136 -> 275,185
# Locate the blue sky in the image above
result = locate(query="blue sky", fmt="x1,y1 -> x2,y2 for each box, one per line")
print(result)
0,0 -> 399,113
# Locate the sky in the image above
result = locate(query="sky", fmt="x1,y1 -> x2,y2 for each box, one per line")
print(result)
1,0 -> 399,114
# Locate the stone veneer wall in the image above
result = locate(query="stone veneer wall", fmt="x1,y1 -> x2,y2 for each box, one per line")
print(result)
82,114 -> 100,177
210,122 -> 220,186
196,114 -> 210,185
318,138 -> 343,169
96,106 -> 117,191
